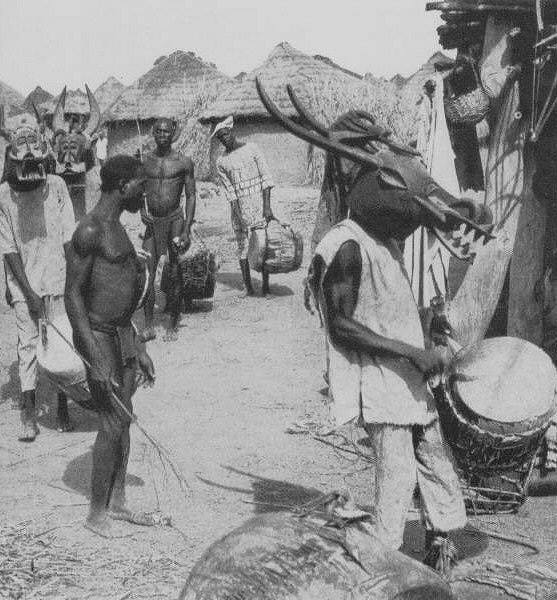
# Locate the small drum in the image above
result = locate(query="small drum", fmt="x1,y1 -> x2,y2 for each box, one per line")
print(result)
436,336 -> 557,514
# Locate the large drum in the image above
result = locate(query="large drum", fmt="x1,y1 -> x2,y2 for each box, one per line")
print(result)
436,336 -> 557,514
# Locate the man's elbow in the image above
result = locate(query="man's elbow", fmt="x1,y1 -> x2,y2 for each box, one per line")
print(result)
328,315 -> 351,347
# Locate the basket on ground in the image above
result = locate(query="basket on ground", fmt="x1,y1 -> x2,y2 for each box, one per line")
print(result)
161,229 -> 218,300
248,219 -> 303,274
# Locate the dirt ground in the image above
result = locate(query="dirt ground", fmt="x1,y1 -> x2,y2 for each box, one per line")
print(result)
0,184 -> 556,599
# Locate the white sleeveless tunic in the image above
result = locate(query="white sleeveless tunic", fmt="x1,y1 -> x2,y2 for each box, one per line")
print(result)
315,219 -> 437,426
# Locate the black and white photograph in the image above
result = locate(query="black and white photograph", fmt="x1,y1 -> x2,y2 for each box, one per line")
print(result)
1,0 -> 557,598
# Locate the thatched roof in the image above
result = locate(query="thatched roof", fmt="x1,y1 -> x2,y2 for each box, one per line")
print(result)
199,42 -> 365,123
0,80 -> 24,115
105,50 -> 231,122
39,88 -> 92,115
94,77 -> 125,113
22,86 -> 53,112
400,51 -> 454,104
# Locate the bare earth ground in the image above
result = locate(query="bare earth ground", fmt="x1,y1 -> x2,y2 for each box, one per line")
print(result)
0,184 -> 556,599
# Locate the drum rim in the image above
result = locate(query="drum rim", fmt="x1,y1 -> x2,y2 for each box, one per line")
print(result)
445,374 -> 554,437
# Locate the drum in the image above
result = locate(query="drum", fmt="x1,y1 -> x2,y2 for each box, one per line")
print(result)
436,336 -> 557,514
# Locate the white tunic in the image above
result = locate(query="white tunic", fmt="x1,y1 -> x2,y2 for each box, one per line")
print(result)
315,219 -> 437,426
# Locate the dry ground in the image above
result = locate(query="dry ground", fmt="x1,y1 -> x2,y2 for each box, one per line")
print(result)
0,185 -> 556,599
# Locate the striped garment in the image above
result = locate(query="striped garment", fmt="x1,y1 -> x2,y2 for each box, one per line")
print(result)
216,143 -> 274,258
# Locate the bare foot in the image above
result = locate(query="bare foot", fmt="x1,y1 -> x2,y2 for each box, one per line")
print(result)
18,421 -> 39,442
139,327 -> 157,343
57,413 -> 74,433
108,507 -> 170,527
84,514 -> 114,538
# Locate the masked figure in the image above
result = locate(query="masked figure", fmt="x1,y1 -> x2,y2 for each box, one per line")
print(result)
0,106 -> 76,439
51,85 -> 101,220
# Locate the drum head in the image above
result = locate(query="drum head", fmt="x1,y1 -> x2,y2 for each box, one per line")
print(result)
450,337 -> 557,424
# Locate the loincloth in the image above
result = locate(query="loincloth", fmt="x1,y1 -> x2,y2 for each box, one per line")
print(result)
141,206 -> 184,259
89,319 -> 138,367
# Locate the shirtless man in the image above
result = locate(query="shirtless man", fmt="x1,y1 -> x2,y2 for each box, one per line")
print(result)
65,155 -> 155,537
141,118 -> 196,342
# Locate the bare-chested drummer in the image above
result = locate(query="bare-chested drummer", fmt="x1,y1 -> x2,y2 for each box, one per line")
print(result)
140,118 -> 196,342
65,155 -> 155,537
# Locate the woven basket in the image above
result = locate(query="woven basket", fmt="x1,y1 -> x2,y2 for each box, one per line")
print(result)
444,58 -> 491,124
161,230 -> 218,300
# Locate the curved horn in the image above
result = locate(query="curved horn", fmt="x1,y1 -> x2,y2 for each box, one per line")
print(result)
83,84 -> 101,138
52,86 -> 67,133
0,105 -> 11,141
288,82 -> 419,157
286,84 -> 330,135
255,77 -> 382,171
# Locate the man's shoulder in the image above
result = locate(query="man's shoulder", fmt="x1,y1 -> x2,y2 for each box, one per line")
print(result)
73,214 -> 100,249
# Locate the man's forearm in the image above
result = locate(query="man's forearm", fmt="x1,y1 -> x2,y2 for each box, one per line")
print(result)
330,314 -> 420,363
64,290 -> 104,368
4,254 -> 35,299
184,176 -> 196,230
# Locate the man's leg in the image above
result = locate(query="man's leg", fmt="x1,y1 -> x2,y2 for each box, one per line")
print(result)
141,232 -> 158,342
262,266 -> 270,296
414,421 -> 466,574
365,423 -> 417,550
14,301 -> 39,442
164,216 -> 186,341
56,391 -> 73,432
85,332 -> 125,537
231,203 -> 255,296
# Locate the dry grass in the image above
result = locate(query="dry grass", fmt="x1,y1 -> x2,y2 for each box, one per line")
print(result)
304,77 -> 417,185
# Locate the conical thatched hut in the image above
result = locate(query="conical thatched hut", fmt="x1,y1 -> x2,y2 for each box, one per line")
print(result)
0,80 -> 24,115
199,42 -> 373,185
103,50 -> 231,159
94,76 -> 125,114
22,86 -> 53,113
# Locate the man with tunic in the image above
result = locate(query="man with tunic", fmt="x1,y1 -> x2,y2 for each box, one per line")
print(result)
0,120 -> 75,440
141,118 -> 196,342
65,155 -> 155,537
214,116 -> 275,296
309,178 -> 468,573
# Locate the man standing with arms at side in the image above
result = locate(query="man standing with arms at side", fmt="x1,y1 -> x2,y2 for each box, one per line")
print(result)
0,119 -> 75,440
214,116 -> 275,296
140,118 -> 196,342
65,155 -> 155,537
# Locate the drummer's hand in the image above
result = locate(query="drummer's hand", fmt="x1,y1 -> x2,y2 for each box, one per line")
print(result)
410,348 -> 447,379
136,350 -> 155,388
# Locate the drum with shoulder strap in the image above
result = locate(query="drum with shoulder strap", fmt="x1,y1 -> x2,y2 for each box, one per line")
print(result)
435,336 -> 557,514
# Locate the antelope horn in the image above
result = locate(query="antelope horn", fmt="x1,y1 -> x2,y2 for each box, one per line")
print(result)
83,84 -> 101,138
0,105 -> 10,141
286,81 -> 419,157
286,84 -> 329,135
255,77 -> 383,171
52,86 -> 67,133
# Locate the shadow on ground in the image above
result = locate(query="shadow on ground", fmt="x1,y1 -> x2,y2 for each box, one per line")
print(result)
217,271 -> 294,296
198,466 -> 322,513
62,447 -> 145,499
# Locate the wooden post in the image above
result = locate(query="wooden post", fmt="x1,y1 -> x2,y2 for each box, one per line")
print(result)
448,79 -> 528,346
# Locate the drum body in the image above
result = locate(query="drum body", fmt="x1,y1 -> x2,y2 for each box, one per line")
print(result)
437,336 -> 557,513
